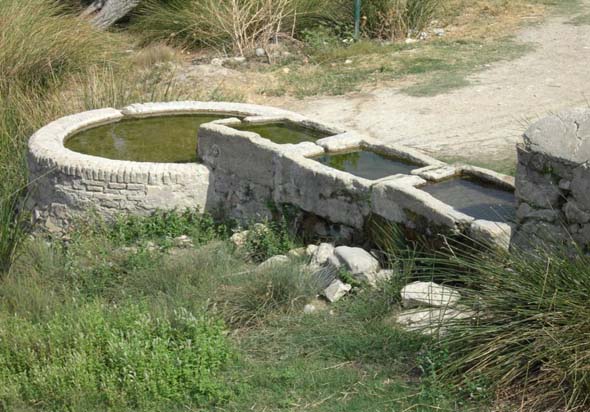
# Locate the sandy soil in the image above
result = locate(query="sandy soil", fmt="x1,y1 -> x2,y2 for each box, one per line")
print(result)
273,2 -> 590,164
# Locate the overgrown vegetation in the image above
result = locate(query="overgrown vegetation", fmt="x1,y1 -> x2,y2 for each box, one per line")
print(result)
1,0 -> 588,410
429,244 -> 590,411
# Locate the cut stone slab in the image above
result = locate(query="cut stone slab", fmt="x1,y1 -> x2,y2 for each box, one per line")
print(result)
287,247 -> 307,258
173,235 -> 193,248
395,307 -> 473,335
333,246 -> 380,276
401,281 -> 461,308
323,279 -> 352,302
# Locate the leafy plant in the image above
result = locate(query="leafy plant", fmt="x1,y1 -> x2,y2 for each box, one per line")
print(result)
0,302 -> 232,410
241,218 -> 298,263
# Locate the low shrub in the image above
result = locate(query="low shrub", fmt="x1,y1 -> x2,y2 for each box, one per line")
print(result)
133,0 -> 299,55
0,0 -> 119,91
241,218 -> 298,263
106,209 -> 232,247
221,263 -> 321,327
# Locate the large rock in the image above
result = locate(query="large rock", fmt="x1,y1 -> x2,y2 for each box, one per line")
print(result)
401,281 -> 461,308
323,279 -> 352,302
258,255 -> 289,269
310,243 -> 335,267
395,307 -> 473,335
333,246 -> 380,276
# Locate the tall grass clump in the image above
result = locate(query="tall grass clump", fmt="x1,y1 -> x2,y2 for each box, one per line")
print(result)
433,245 -> 590,411
133,0 -> 299,55
0,0 -> 119,90
363,0 -> 443,40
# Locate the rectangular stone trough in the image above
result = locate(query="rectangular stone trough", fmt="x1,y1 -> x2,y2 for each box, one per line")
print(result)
198,119 -> 516,249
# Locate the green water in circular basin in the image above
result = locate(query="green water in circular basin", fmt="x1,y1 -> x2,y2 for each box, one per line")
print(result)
235,122 -> 332,144
65,115 -> 226,163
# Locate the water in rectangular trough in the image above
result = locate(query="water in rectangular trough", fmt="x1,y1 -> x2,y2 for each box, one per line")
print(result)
313,150 -> 419,180
235,122 -> 332,144
421,176 -> 516,222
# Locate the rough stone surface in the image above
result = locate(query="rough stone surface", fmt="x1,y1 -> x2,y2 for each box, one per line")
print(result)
470,220 -> 513,251
323,279 -> 352,302
401,281 -> 461,308
333,246 -> 380,279
395,307 -> 473,335
515,108 -> 590,252
258,255 -> 290,269
310,243 -> 335,267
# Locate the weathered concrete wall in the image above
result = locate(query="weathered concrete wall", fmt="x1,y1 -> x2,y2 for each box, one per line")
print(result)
513,108 -> 590,251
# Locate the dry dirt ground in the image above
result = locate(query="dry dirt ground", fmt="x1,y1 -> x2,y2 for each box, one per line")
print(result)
274,1 -> 590,167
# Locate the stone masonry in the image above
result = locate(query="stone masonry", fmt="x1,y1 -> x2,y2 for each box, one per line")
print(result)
29,101 -> 516,251
513,108 -> 590,252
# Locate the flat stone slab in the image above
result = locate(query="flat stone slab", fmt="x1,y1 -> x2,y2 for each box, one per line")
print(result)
395,307 -> 473,335
401,281 -> 461,308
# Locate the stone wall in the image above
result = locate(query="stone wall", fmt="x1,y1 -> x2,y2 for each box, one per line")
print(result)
198,119 -> 515,249
513,108 -> 590,251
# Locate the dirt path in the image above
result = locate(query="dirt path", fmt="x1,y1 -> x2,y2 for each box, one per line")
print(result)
275,3 -> 590,166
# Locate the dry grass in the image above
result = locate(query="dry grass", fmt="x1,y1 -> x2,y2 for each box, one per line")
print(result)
439,0 -> 547,40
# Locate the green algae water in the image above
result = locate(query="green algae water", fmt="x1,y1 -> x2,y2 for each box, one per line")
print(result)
235,122 -> 332,144
314,150 -> 419,180
65,115 -> 226,163
421,176 -> 516,222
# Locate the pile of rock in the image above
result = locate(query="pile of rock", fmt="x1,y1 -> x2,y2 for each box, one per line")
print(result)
305,243 -> 393,302
394,281 -> 472,335
248,240 -> 394,306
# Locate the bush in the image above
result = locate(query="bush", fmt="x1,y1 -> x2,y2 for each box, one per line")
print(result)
133,0 -> 298,55
0,0 -> 119,91
241,219 -> 298,263
0,302 -> 231,410
362,0 -> 443,40
221,263 -> 321,326
434,245 -> 590,411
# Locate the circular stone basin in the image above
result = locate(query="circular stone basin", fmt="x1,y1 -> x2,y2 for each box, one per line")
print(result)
66,115 -> 226,163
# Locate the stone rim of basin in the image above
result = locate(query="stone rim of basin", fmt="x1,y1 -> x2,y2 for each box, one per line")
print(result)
29,101 -> 339,169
